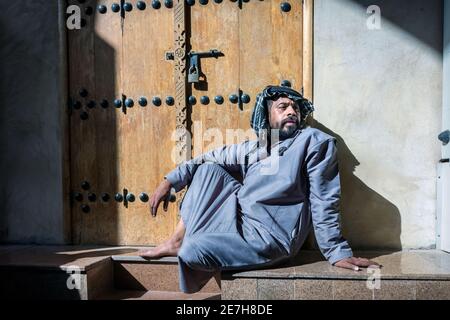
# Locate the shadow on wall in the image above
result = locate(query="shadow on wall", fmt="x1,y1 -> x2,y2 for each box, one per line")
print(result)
348,0 -> 443,54
0,1 -> 91,244
303,119 -> 402,251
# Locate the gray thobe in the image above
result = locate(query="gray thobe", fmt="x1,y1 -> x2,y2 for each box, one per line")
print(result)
165,126 -> 353,293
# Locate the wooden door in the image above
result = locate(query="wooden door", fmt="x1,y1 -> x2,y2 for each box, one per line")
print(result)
67,0 -> 312,245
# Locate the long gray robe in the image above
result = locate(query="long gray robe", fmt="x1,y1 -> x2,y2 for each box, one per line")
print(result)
165,126 -> 353,293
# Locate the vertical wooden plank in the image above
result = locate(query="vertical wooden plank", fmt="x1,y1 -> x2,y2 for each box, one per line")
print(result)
190,1 -> 241,153
68,0 -> 123,244
303,0 -> 314,102
239,0 -> 303,133
60,0 -> 71,244
90,0 -> 123,244
68,0 -> 96,244
121,2 -> 177,244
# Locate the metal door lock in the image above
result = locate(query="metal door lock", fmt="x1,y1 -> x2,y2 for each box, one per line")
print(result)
188,49 -> 223,83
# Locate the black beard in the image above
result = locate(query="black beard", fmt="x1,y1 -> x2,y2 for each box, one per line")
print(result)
279,122 -> 298,140
279,124 -> 298,140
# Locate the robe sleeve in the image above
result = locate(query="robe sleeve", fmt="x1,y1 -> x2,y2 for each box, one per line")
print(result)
306,138 -> 353,265
164,143 -> 246,192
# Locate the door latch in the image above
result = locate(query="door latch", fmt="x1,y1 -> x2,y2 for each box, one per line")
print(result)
188,49 -> 223,83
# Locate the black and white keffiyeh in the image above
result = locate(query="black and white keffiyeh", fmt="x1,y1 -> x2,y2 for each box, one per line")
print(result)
250,85 -> 315,137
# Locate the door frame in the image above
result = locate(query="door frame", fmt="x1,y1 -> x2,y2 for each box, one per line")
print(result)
437,0 -> 450,253
60,0 -> 71,244
303,0 -> 314,102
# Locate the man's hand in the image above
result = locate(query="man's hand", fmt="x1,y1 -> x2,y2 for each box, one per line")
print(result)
334,257 -> 381,271
149,179 -> 172,217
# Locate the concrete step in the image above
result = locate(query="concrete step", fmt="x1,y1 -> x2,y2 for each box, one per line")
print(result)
221,250 -> 450,300
111,254 -> 221,294
0,245 -> 221,300
0,245 -> 136,300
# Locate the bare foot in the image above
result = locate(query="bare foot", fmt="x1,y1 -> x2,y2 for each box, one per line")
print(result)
138,239 -> 182,259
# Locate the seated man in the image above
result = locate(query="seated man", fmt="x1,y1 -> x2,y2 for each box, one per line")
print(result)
139,85 -> 379,294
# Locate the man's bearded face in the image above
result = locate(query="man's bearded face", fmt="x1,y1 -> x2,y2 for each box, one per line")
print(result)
268,96 -> 301,140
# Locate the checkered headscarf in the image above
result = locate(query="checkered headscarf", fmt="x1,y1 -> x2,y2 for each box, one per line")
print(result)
250,85 -> 315,137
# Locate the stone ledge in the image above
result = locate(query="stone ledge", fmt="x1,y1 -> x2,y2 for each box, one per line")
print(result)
96,290 -> 221,300
222,250 -> 450,281
222,278 -> 450,300
221,250 -> 450,300
111,255 -> 178,264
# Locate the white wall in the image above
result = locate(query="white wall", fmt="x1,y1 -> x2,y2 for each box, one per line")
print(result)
313,0 -> 443,249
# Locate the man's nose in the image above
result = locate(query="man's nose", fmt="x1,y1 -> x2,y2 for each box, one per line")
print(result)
285,105 -> 298,117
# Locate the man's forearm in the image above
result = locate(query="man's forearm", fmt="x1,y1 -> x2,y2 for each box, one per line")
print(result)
164,161 -> 199,192
164,143 -> 243,192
